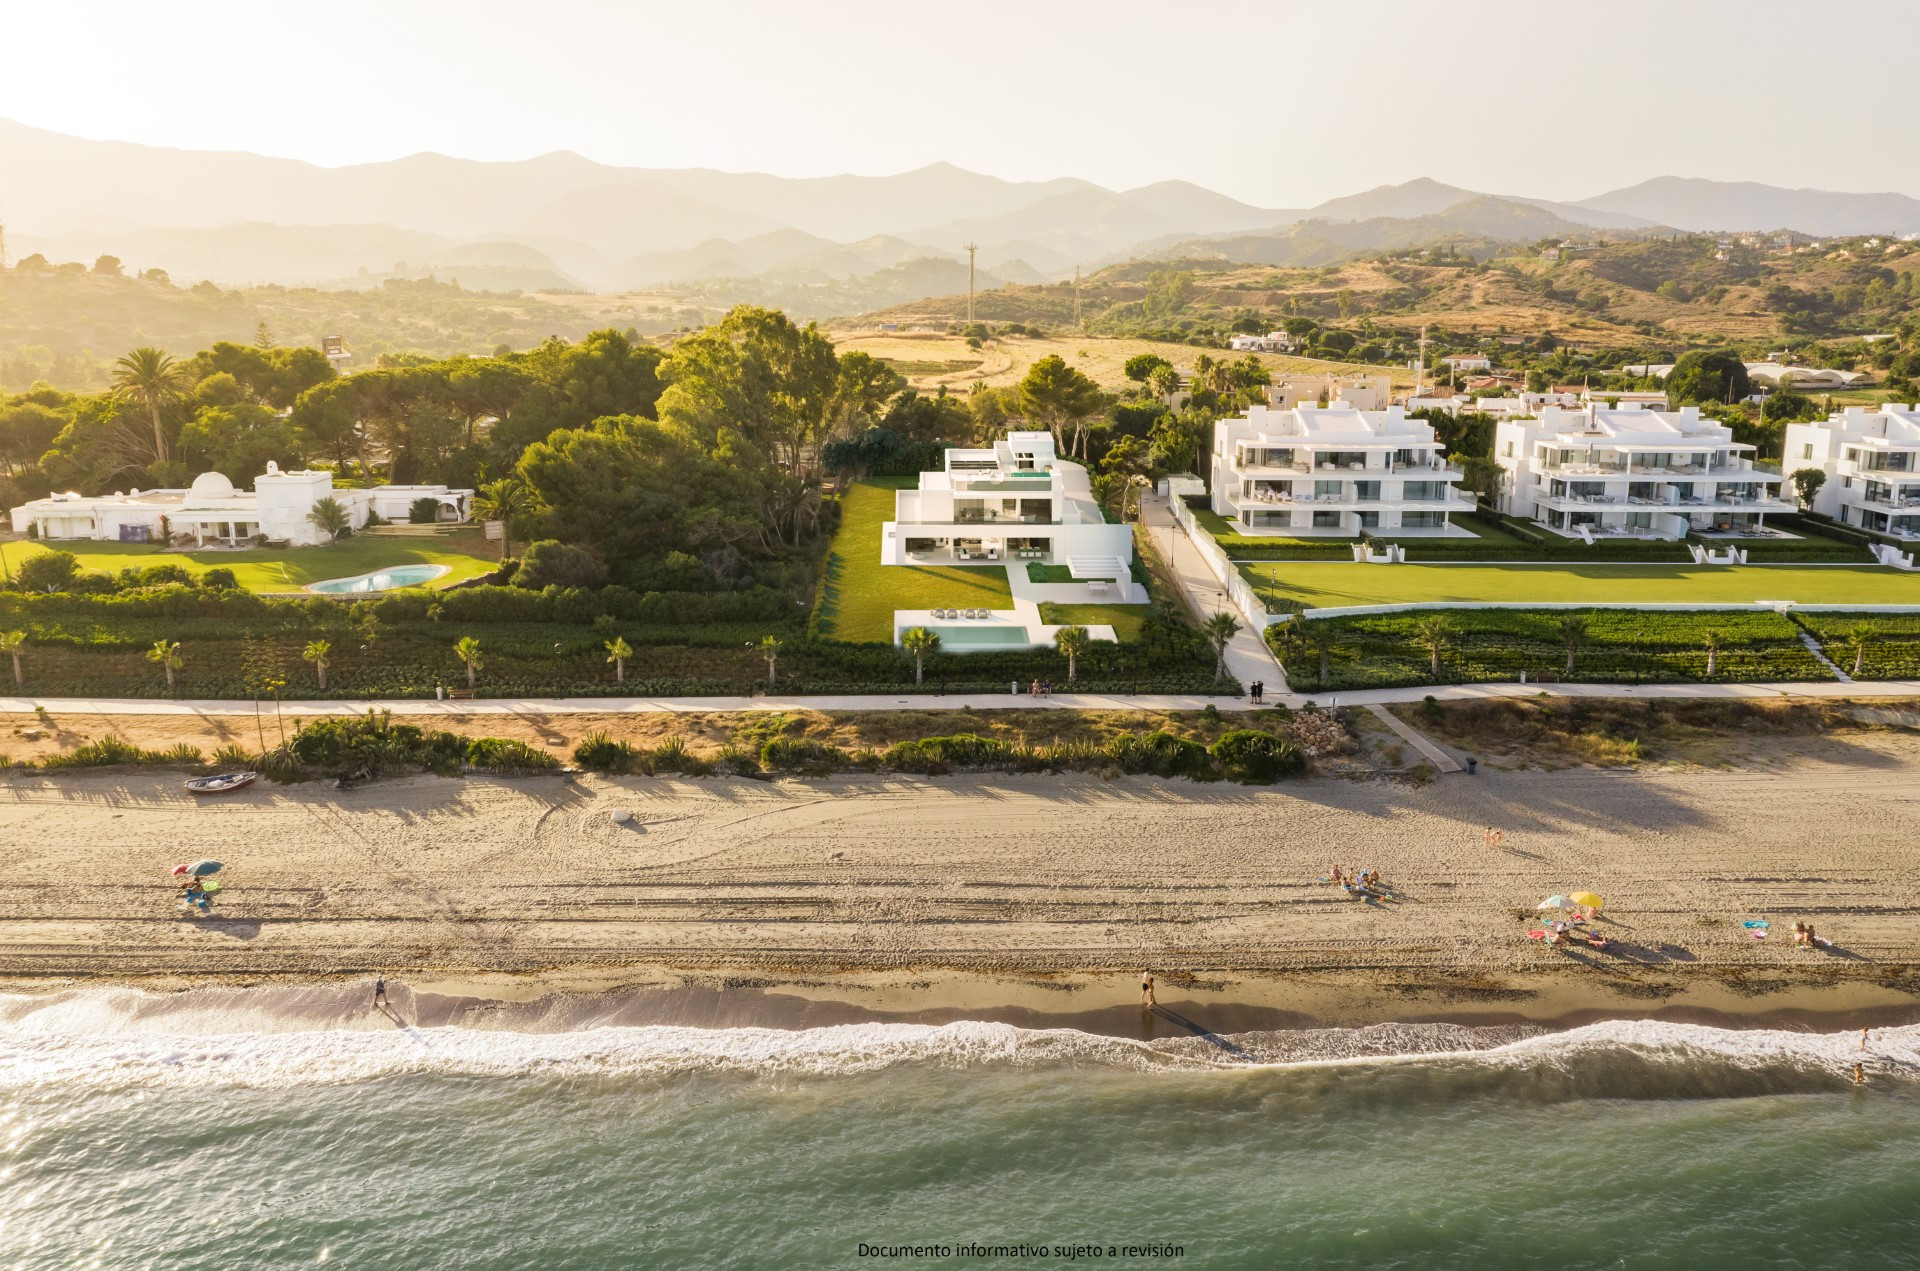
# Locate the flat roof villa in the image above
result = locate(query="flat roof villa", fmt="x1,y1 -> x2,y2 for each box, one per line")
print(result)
882,430 -> 1141,649
1784,404 -> 1920,539
1210,403 -> 1474,537
1495,405 -> 1790,541
10,464 -> 472,548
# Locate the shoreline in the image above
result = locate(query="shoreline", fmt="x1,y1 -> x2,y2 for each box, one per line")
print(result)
7,966 -> 1918,1040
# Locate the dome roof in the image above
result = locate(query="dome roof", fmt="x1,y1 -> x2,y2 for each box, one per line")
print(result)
188,471 -> 235,497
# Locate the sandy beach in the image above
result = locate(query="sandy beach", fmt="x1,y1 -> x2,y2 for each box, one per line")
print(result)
4,727 -> 1920,1027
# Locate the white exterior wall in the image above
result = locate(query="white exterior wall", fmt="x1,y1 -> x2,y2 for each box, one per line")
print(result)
1784,406 -> 1920,537
882,431 -> 1134,567
1497,406 -> 1790,538
1210,403 -> 1471,536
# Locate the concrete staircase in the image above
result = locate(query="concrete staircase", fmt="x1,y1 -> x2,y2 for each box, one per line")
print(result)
1066,555 -> 1126,581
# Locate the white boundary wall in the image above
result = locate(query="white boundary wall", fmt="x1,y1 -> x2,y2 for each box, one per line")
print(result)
1168,496 -> 1280,631
1299,600 -> 1920,619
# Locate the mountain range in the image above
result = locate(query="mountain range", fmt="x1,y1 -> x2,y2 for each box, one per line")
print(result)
6,117 -> 1920,306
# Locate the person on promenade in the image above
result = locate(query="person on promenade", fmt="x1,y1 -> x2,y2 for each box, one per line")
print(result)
1141,973 -> 1155,1008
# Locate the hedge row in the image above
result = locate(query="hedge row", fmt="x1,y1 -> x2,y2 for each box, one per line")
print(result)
575,728 -> 1305,784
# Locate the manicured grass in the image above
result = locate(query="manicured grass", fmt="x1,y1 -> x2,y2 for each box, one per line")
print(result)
1027,563 -> 1078,583
10,531 -> 500,593
1038,603 -> 1147,642
812,483 -> 1013,643
1243,561 -> 1920,612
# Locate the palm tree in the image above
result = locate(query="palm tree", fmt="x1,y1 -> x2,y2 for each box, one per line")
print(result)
473,477 -> 533,562
1053,624 -> 1091,683
0,630 -> 25,686
1702,628 -> 1723,679
900,626 -> 940,685
1148,363 -> 1181,403
1276,620 -> 1333,687
758,635 -> 782,690
307,496 -> 351,544
303,639 -> 332,692
147,639 -> 183,696
1555,615 -> 1588,676
1202,611 -> 1241,682
1844,628 -> 1873,677
111,347 -> 190,465
605,636 -> 632,684
454,636 -> 483,690
1414,614 -> 1455,680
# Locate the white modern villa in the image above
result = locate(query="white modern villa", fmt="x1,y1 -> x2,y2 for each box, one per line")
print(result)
10,464 -> 473,547
1494,405 -> 1791,539
883,431 -> 1133,573
1783,404 -> 1920,538
881,431 -> 1141,650
1209,403 -> 1473,536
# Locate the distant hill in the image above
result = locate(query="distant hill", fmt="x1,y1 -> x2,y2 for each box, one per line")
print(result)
1574,177 -> 1920,236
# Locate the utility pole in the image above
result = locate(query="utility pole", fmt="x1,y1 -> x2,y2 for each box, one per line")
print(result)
964,242 -> 977,325
1412,325 -> 1427,402
1073,264 -> 1081,328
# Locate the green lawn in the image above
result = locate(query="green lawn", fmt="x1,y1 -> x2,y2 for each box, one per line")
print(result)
1243,561 -> 1920,611
10,530 -> 500,593
812,483 -> 1013,643
1037,602 -> 1147,641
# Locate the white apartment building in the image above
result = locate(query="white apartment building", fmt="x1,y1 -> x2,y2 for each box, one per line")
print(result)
1783,404 -> 1920,538
1495,405 -> 1790,539
1210,403 -> 1474,536
10,464 -> 472,547
881,431 -> 1134,571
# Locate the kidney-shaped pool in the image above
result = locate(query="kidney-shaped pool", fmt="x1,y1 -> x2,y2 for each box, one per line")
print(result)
304,563 -> 451,594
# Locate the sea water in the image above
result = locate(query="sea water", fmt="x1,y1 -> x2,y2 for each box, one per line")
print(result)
2,990 -> 1917,1269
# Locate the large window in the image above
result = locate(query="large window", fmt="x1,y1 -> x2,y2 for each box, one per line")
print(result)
1312,510 -> 1341,528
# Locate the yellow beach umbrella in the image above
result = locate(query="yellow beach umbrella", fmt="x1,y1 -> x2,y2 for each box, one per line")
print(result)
1570,891 -> 1605,911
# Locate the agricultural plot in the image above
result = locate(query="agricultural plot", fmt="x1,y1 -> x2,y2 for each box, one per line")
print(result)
1270,608 -> 1827,693
1793,613 -> 1920,680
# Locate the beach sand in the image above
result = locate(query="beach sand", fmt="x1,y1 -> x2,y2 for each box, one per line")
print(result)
3,731 -> 1920,1027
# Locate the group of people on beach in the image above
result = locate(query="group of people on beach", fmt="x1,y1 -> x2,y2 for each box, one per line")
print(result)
1793,921 -> 1831,950
1544,914 -> 1608,950
1327,865 -> 1387,901
177,876 -> 214,913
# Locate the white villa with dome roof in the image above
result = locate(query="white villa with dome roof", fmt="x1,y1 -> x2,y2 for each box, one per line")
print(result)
9,465 -> 472,547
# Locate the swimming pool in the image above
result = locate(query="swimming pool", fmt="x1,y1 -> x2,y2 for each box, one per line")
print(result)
304,564 -> 451,594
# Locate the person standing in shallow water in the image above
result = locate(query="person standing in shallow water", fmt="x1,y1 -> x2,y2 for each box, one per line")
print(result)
373,975 -> 387,1008
1141,973 -> 1155,1008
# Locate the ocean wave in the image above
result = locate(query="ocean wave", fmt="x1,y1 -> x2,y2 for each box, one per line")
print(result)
0,988 -> 1912,1093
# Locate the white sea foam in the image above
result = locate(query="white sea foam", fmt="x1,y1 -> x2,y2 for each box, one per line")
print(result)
0,988 -> 1912,1092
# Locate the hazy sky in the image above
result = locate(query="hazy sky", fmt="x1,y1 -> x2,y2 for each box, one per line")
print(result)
2,0 -> 1911,206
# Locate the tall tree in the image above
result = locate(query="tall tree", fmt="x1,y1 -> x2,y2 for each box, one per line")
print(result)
1053,624 -> 1091,683
111,348 -> 191,465
1016,355 -> 1105,459
473,477 -> 534,561
1415,614 -> 1455,679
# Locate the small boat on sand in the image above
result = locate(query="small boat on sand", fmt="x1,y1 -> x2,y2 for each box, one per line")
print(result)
186,771 -> 258,795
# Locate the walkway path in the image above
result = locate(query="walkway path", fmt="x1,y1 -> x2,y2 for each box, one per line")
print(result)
1138,491 -> 1285,692
1363,704 -> 1463,773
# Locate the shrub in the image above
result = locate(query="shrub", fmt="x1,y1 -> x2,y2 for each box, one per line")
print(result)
200,568 -> 240,590
513,540 -> 608,591
1210,729 -> 1305,782
882,733 -> 1009,774
1105,730 -> 1214,779
575,730 -> 645,774
408,497 -> 442,524
40,736 -> 204,768
650,736 -> 710,775
760,737 -> 847,774
15,551 -> 80,593
212,743 -> 256,767
464,737 -> 561,773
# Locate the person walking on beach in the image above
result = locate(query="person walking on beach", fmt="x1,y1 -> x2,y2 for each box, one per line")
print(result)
1141,973 -> 1155,1008
373,975 -> 388,1008
1861,1028 -> 1870,1052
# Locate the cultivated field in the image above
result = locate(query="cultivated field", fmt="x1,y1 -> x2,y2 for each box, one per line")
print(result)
830,332 -> 1419,393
